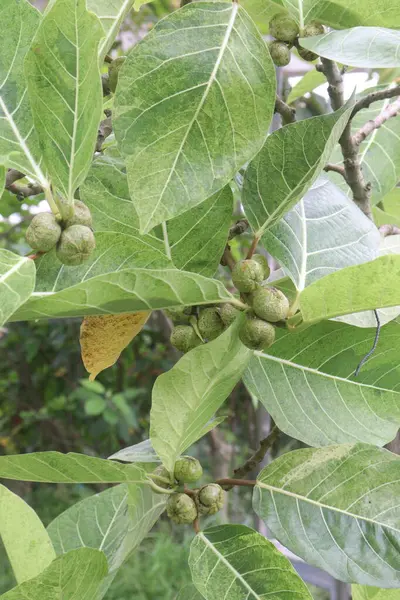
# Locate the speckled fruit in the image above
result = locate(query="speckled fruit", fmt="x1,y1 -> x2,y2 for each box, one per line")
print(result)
239,318 -> 276,351
268,41 -> 291,67
174,456 -> 203,484
167,493 -> 197,524
170,325 -> 201,353
198,307 -> 224,341
269,13 -> 299,43
63,200 -> 92,228
197,484 -> 225,515
232,259 -> 264,293
250,286 -> 290,323
56,225 -> 96,266
26,213 -> 62,252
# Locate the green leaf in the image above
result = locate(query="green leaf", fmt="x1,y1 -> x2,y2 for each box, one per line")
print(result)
0,249 -> 36,326
85,397 -> 107,415
25,0 -> 103,203
353,586 -> 400,600
0,167 -> 5,197
254,443 -> 400,587
87,0 -> 135,59
373,206 -> 400,229
189,524 -> 312,600
108,438 -> 160,463
11,267 -> 235,322
150,315 -> 252,472
261,177 -> 379,293
0,451 -> 146,483
243,319 -> 400,447
242,101 -> 353,237
0,548 -> 108,600
48,483 -> 166,599
287,70 -> 326,104
0,484 -> 56,584
176,584 -> 205,600
114,2 -> 276,234
300,28 -> 400,68
382,187 -> 400,218
299,255 -> 400,325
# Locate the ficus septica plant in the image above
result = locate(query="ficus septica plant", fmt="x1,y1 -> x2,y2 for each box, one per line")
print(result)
1,0 -> 400,597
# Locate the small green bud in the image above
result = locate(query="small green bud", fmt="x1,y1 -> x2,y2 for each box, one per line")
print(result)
174,456 -> 203,484
297,45 -> 318,62
302,21 -> 325,37
63,201 -> 92,228
198,307 -> 224,341
108,57 -> 126,93
250,286 -> 290,323
232,259 -> 264,293
150,465 -> 174,494
269,13 -> 299,43
170,325 -> 201,353
197,484 -> 225,516
268,41 -> 291,67
56,225 -> 96,266
239,317 -> 276,350
252,254 -> 270,280
26,213 -> 62,252
219,303 -> 240,327
167,493 -> 198,525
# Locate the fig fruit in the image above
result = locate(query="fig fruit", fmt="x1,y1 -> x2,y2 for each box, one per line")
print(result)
167,493 -> 198,525
303,21 -> 325,37
250,286 -> 290,323
268,41 -> 291,67
63,200 -> 92,228
174,456 -> 203,484
25,212 -> 62,252
150,465 -> 174,494
239,317 -> 276,350
170,325 -> 201,353
232,259 -> 264,293
252,254 -> 270,280
219,303 -> 240,327
269,13 -> 299,43
198,307 -> 224,341
56,225 -> 96,266
297,45 -> 318,62
197,484 -> 224,516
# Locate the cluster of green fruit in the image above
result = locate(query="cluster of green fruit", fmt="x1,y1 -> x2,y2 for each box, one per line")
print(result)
150,456 -> 224,525
268,13 -> 325,67
25,200 -> 96,266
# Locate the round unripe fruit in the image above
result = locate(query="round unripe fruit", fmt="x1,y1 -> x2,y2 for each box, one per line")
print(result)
252,254 -> 270,280
174,456 -> 203,484
108,57 -> 126,93
56,225 -> 96,266
303,21 -> 325,37
219,303 -> 240,327
197,484 -> 225,516
150,465 -> 174,493
164,306 -> 191,323
170,325 -> 201,353
26,213 -> 62,252
250,286 -> 290,323
232,259 -> 264,293
239,317 -> 276,350
297,45 -> 318,62
198,307 -> 224,341
63,201 -> 92,228
269,13 -> 299,43
268,41 -> 291,67
167,493 -> 198,524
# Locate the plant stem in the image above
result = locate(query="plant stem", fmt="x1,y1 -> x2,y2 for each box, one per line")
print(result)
350,85 -> 400,119
275,96 -> 296,124
233,426 -> 279,479
323,163 -> 347,179
193,517 -> 200,534
246,235 -> 260,259
215,478 -> 256,488
353,98 -> 400,145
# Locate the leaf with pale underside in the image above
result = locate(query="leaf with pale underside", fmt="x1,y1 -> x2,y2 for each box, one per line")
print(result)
25,0 -> 103,203
353,586 -> 400,599
242,101 -> 353,237
114,2 -> 276,234
87,0 -> 135,59
244,318 -> 400,448
189,524 -> 312,600
109,438 -> 161,463
254,443 -> 400,587
0,249 -> 36,327
150,315 -> 252,472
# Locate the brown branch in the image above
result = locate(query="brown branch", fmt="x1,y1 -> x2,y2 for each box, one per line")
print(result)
6,169 -> 43,199
246,235 -> 260,259
192,518 -> 200,534
6,169 -> 25,186
353,98 -> 400,146
220,245 -> 236,271
233,426 -> 279,480
228,219 -> 249,240
215,478 -> 256,488
351,85 -> 400,119
275,96 -> 296,125
323,163 -> 347,179
379,224 -> 400,237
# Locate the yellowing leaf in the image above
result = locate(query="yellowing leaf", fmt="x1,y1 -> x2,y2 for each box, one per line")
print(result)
80,312 -> 150,380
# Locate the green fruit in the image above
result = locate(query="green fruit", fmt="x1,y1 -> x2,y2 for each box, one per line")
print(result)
197,484 -> 224,516
297,45 -> 318,62
219,303 -> 240,327
56,225 -> 96,266
239,317 -> 276,351
164,307 -> 192,323
253,254 -> 270,280
268,41 -> 291,67
167,493 -> 198,525
303,21 -> 325,37
150,465 -> 174,494
108,57 -> 126,93
269,13 -> 299,43
170,325 -> 201,353
26,213 -> 62,252
250,286 -> 290,323
198,307 -> 224,341
174,456 -> 203,484
232,259 -> 264,293
63,201 -> 92,228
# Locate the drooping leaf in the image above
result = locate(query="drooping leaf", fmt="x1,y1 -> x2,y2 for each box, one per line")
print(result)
243,318 -> 400,447
114,2 -> 276,234
87,0 -> 135,58
80,312 -> 151,380
0,548 -> 108,600
300,28 -> 400,68
242,101 -> 353,237
25,0 -> 103,203
0,484 -> 56,584
352,585 -> 400,600
287,70 -> 326,104
108,438 -> 161,463
189,524 -> 312,600
254,443 -> 400,587
150,315 -> 252,472
0,249 -> 36,326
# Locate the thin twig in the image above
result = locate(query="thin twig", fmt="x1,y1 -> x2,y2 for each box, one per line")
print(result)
192,518 -> 200,534
275,96 -> 296,125
215,478 -> 256,488
246,235 -> 260,259
350,86 -> 400,119
379,224 -> 400,237
6,169 -> 43,199
353,98 -> 400,146
323,163 -> 347,179
233,426 -> 279,480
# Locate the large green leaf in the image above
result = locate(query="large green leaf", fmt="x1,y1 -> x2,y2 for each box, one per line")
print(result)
300,28 -> 400,68
114,2 -> 276,234
242,102 -> 353,237
189,524 -> 312,600
0,484 -> 56,584
0,249 -> 36,326
176,584 -> 205,600
48,483 -> 165,599
11,268 -> 236,321
299,255 -> 400,325
25,0 -> 103,203
353,586 -> 400,599
262,177 -> 379,294
243,319 -> 400,447
254,443 -> 400,587
0,548 -> 108,600
150,315 -> 252,472
287,70 -> 326,104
